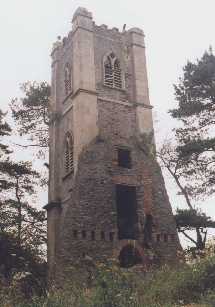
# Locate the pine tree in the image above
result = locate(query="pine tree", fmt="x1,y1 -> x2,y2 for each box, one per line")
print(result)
10,81 -> 50,159
169,49 -> 215,197
0,160 -> 46,253
0,109 -> 12,191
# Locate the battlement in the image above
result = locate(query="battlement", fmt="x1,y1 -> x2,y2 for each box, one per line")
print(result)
51,7 -> 145,56
94,23 -> 121,34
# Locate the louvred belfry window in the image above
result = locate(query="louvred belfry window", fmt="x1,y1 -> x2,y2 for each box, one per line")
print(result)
64,63 -> 72,95
65,134 -> 74,174
104,56 -> 113,87
104,53 -> 122,89
114,59 -> 122,88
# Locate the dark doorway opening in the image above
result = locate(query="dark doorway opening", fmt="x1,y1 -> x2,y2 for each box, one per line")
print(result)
119,245 -> 142,268
116,185 -> 138,240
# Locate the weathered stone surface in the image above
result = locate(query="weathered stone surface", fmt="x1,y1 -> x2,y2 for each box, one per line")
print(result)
46,7 -> 181,282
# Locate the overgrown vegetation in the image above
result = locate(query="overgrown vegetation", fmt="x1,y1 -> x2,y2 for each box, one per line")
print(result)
0,256 -> 215,306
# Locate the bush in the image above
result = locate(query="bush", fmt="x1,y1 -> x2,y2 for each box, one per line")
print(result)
137,256 -> 215,306
1,256 -> 215,307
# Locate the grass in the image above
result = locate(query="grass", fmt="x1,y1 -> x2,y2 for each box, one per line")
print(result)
1,256 -> 215,307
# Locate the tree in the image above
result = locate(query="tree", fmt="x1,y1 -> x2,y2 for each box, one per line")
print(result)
0,109 -> 12,188
10,81 -> 50,159
158,49 -> 215,250
0,231 -> 47,296
169,48 -> 215,197
158,140 -> 215,250
175,208 -> 215,250
0,160 -> 46,254
0,106 -> 47,295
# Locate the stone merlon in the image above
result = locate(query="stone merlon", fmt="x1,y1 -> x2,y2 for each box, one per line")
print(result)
128,27 -> 145,36
72,7 -> 93,22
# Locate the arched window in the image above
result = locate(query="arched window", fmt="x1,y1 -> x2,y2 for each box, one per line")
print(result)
64,63 -> 72,95
104,52 -> 122,89
64,133 -> 74,174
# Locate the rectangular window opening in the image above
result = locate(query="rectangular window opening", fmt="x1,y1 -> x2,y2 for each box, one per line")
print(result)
117,148 -> 131,169
116,185 -> 138,240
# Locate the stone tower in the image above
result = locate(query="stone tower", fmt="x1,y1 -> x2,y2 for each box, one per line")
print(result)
45,7 -> 181,280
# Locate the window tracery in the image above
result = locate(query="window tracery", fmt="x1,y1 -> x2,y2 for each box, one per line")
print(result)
64,133 -> 74,174
64,63 -> 72,95
104,52 -> 122,89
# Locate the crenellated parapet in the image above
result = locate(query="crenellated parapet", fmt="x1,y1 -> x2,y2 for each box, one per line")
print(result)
51,7 -> 146,56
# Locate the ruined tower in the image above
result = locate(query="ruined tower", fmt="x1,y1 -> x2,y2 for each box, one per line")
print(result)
45,7 -> 181,279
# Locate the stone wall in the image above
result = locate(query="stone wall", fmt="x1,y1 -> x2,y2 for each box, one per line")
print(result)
46,7 -> 181,280
55,135 -> 180,274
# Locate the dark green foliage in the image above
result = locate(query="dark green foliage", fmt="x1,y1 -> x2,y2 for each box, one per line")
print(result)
0,108 -> 46,255
0,232 -> 47,299
169,49 -> 215,197
0,98 -> 47,303
161,49 -> 215,250
0,109 -> 12,179
170,49 -> 215,120
0,232 -> 46,282
10,81 -> 50,158
175,209 -> 215,230
175,209 -> 215,250
0,109 -> 11,139
1,257 -> 215,306
0,160 -> 46,253
0,139 -> 47,301
137,256 -> 215,306
0,109 -> 11,173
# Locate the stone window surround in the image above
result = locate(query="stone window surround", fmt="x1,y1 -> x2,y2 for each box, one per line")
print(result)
64,62 -> 72,96
114,145 -> 132,169
63,132 -> 74,178
103,52 -> 125,90
117,147 -> 132,169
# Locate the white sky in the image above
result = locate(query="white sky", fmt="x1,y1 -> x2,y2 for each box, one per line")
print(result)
1,0 -> 215,246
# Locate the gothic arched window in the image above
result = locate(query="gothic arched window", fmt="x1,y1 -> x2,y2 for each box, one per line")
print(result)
64,133 -> 74,174
64,63 -> 72,96
104,52 -> 122,89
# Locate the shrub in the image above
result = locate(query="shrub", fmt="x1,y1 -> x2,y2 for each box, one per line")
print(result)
1,256 -> 215,306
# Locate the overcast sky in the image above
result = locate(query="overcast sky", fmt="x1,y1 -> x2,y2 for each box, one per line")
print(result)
1,0 -> 215,245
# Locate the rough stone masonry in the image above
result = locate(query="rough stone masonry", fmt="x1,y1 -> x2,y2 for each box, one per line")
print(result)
45,7 -> 181,281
